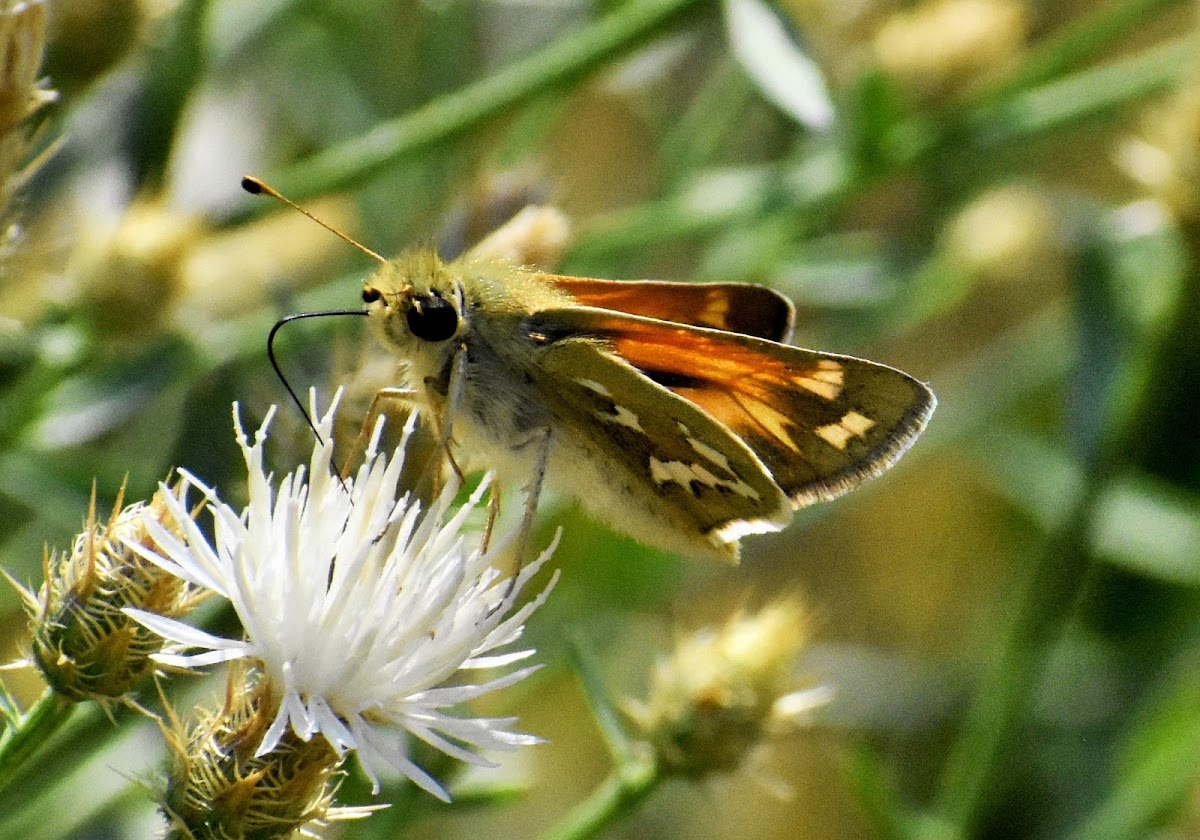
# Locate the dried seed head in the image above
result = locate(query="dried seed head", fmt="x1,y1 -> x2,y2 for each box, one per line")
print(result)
28,483 -> 202,703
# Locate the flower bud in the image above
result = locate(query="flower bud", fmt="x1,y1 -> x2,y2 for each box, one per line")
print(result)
162,674 -> 348,840
27,484 -> 200,702
629,601 -> 829,777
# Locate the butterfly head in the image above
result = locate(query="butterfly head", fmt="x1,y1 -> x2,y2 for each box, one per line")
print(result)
362,249 -> 465,358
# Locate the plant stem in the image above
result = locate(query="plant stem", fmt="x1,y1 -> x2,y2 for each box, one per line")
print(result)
0,688 -> 76,798
1063,681 -> 1200,840
249,0 -> 709,209
538,757 -> 660,840
975,0 -> 1187,104
967,36 -> 1196,148
931,475 -> 1104,838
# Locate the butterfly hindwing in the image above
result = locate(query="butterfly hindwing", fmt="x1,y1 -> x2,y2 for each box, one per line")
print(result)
535,338 -> 792,542
532,307 -> 936,507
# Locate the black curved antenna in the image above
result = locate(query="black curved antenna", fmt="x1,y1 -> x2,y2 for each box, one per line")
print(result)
244,174 -> 385,484
267,309 -> 367,445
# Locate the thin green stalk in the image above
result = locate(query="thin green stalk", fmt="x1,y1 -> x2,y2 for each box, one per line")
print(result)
931,476 -> 1104,838
974,0 -> 1187,104
131,0 -> 211,189
246,0 -> 709,210
967,36 -> 1196,148
540,637 -> 661,840
538,757 -> 660,840
0,687 -> 76,797
568,636 -> 641,767
1123,216 -> 1200,487
1064,704 -> 1200,840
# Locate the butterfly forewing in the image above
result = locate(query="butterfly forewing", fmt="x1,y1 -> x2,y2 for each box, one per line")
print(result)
537,339 -> 792,542
535,308 -> 935,507
549,277 -> 796,342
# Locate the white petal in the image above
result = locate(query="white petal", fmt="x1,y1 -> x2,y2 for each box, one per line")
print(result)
125,608 -> 242,653
153,648 -> 249,668
131,391 -> 555,802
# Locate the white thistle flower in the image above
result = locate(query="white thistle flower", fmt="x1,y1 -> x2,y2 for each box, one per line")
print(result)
127,392 -> 558,801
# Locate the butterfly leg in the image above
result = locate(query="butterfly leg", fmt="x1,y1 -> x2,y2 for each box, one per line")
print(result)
342,386 -> 419,480
481,484 -> 501,553
515,426 -> 552,559
491,426 -> 551,612
425,341 -> 470,495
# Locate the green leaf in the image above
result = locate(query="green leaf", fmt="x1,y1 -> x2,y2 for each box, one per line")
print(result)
1091,475 -> 1200,586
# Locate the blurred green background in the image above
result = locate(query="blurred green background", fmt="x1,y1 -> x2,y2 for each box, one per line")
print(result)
2,0 -> 1200,837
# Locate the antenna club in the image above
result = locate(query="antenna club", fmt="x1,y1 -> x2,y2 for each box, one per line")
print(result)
237,175 -> 388,265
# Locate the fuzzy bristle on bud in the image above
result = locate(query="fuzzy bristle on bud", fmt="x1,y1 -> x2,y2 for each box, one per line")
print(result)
28,484 -> 201,702
161,674 -> 353,840
628,601 -> 829,778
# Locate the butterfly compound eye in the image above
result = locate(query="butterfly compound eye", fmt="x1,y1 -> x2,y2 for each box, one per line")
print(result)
406,293 -> 459,342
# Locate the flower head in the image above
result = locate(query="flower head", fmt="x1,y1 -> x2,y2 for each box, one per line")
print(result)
128,392 -> 557,801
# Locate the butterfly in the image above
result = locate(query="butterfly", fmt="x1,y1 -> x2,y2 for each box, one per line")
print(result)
246,177 -> 936,562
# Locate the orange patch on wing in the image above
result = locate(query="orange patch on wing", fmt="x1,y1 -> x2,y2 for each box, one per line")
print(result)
588,318 -> 819,457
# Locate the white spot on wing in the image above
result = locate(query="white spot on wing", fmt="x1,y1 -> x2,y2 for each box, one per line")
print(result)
687,436 -> 734,474
795,359 -> 844,400
842,411 -> 875,436
815,424 -> 853,449
595,404 -> 644,432
712,516 -> 785,542
577,378 -> 612,397
815,410 -> 877,450
649,456 -> 760,500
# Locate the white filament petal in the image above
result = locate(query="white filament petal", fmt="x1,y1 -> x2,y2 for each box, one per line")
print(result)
126,389 -> 555,799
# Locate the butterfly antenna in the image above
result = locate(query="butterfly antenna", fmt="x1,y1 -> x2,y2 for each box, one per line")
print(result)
241,175 -> 388,265
267,309 -> 368,491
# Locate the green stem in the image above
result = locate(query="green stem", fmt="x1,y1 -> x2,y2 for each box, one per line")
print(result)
568,635 -> 641,767
931,474 -> 1104,838
1122,216 -> 1200,487
246,0 -> 709,210
538,756 -> 661,840
974,0 -> 1187,104
571,35 -> 1195,267
131,0 -> 211,189
1064,698 -> 1200,840
0,688 -> 76,797
966,36 -> 1196,148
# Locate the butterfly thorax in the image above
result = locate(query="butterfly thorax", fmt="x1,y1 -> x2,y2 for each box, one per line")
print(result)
362,249 -> 574,475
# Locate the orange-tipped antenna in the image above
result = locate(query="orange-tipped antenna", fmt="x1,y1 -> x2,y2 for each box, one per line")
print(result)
241,175 -> 387,265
